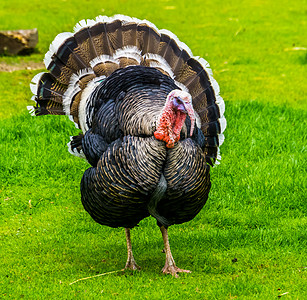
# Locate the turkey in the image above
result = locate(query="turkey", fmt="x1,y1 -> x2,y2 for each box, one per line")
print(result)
28,15 -> 226,277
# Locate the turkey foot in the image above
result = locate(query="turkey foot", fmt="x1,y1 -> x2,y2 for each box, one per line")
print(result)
123,228 -> 141,271
124,255 -> 141,271
162,256 -> 191,278
160,226 -> 191,277
162,264 -> 191,278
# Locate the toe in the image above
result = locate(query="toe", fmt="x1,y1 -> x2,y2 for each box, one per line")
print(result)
162,265 -> 191,277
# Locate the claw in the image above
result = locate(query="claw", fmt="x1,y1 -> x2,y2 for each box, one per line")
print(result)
124,258 -> 141,271
162,265 -> 191,278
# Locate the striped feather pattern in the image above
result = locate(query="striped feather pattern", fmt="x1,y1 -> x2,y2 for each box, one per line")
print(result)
81,136 -> 167,228
158,139 -> 211,225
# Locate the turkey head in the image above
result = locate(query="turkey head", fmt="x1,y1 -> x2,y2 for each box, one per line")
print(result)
154,90 -> 195,148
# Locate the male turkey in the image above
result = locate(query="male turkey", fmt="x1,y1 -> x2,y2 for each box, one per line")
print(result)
28,15 -> 226,277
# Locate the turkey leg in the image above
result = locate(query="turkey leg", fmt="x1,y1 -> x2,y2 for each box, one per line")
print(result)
160,226 -> 191,277
124,228 -> 140,270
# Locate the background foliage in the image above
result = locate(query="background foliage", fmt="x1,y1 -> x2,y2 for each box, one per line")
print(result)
0,0 -> 306,298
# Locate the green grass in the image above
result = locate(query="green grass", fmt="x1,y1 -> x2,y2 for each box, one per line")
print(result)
0,0 -> 306,299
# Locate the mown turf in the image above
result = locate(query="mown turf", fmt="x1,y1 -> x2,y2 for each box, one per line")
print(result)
0,0 -> 306,299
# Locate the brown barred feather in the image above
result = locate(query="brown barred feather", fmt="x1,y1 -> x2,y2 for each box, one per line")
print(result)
118,57 -> 140,68
89,23 -> 113,56
121,22 -> 138,46
78,73 -> 96,89
74,28 -> 99,64
70,92 -> 82,123
105,19 -> 124,51
92,61 -> 119,77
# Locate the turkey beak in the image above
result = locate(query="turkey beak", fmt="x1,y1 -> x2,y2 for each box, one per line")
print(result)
173,97 -> 188,113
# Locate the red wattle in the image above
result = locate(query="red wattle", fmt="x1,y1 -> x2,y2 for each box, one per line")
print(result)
154,96 -> 189,148
154,131 -> 164,140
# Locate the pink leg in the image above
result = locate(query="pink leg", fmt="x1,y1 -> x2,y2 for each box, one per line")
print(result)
160,226 -> 191,277
124,228 -> 141,270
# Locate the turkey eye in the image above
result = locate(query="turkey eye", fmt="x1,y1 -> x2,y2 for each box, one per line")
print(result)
176,96 -> 183,103
174,97 -> 185,105
173,97 -> 183,108
177,96 -> 189,103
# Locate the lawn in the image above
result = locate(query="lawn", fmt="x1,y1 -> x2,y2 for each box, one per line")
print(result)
0,0 -> 306,299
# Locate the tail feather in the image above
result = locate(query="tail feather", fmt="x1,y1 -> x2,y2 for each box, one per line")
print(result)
105,19 -> 124,52
43,32 -> 74,68
89,22 -> 113,56
143,25 -> 161,55
90,55 -> 119,76
122,22 -> 138,47
29,72 -> 66,115
137,24 -> 156,55
157,31 -> 193,81
74,27 -> 99,65
46,35 -> 90,85
30,14 -> 226,165
114,46 -> 143,68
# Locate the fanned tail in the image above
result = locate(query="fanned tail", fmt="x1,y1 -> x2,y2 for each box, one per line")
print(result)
29,14 -> 226,165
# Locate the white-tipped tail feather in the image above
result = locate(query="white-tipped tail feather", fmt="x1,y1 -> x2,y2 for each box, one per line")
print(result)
73,19 -> 97,33
218,116 -> 227,134
144,53 -> 174,79
216,95 -> 225,116
159,29 -> 193,57
63,68 -> 95,116
78,77 -> 105,133
44,32 -> 74,68
67,137 -> 86,159
30,72 -> 44,95
196,57 -> 213,77
218,133 -> 225,146
27,106 -> 36,116
89,55 -> 119,68
114,46 -> 143,64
